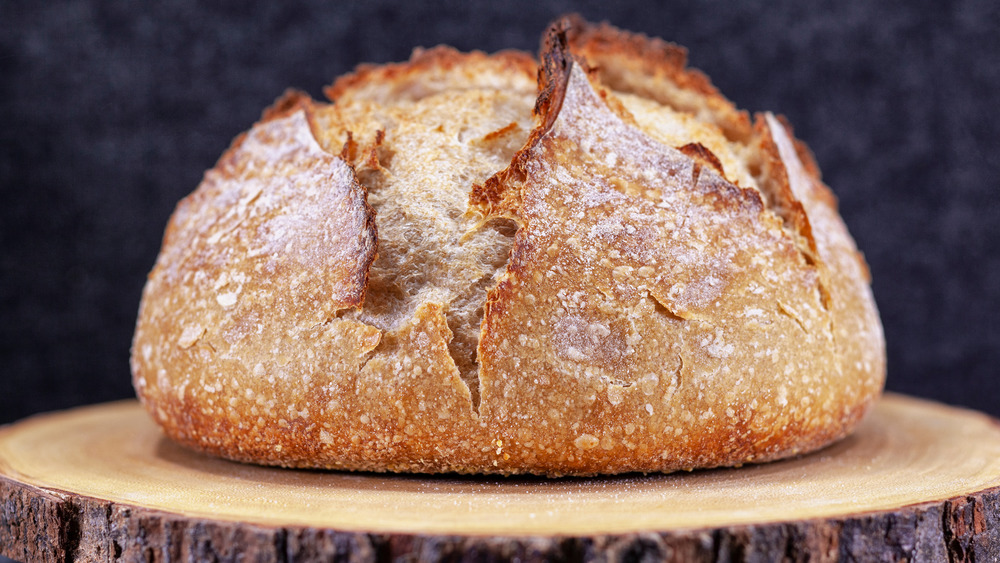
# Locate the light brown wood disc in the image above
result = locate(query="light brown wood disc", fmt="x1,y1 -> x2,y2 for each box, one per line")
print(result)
3,393 -> 1000,561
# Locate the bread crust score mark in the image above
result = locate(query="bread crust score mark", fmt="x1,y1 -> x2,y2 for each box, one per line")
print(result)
311,46 -> 540,418
131,16 -> 885,476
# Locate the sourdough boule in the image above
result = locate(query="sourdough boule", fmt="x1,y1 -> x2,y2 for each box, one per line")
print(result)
131,16 -> 885,476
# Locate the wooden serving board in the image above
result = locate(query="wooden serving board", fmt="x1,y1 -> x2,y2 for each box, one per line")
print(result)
2,394 -> 999,562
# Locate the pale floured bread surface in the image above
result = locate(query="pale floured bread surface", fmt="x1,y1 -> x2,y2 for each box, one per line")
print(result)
131,17 -> 885,475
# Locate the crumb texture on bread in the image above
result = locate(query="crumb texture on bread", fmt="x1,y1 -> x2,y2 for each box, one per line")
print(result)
131,16 -> 885,476
311,47 -> 538,408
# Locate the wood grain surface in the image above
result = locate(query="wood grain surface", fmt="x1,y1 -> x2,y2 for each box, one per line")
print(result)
2,393 -> 999,561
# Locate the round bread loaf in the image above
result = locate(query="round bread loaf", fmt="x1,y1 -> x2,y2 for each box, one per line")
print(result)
131,16 -> 885,476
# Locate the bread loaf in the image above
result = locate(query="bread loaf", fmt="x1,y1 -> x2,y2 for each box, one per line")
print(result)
131,16 -> 885,476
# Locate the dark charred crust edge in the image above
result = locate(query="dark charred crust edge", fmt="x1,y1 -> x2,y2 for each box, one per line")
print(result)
469,17 -> 577,215
677,142 -> 768,215
474,17 -> 580,349
344,166 -> 380,311
678,142 -> 726,177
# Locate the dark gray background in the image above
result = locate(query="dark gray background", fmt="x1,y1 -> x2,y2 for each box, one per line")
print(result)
2,0 -> 998,428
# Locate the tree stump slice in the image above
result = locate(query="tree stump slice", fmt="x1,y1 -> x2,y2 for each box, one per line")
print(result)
2,393 -> 1000,562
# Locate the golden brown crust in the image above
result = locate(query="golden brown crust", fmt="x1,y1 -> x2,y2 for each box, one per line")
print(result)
131,17 -> 885,476
471,24 -> 875,474
131,101 -> 380,463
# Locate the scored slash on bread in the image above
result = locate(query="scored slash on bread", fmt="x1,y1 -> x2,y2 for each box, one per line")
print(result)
131,15 -> 885,475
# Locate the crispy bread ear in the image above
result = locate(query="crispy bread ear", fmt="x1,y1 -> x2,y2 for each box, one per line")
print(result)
560,14 -> 752,143
469,21 -> 575,214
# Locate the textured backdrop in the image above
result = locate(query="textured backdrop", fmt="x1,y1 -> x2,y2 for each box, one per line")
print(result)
2,0 -> 998,426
